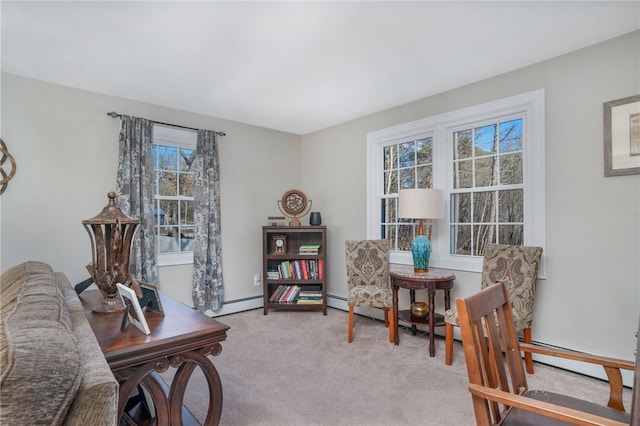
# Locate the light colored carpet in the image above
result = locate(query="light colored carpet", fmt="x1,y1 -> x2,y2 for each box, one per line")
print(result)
162,307 -> 632,425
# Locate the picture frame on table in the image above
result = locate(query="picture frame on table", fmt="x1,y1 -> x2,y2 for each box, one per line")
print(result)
139,282 -> 164,315
117,283 -> 151,335
604,94 -> 640,176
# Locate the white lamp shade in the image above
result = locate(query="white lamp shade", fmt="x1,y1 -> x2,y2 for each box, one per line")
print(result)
398,188 -> 444,219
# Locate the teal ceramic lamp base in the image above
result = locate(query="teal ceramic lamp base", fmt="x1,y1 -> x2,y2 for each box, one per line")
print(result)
411,234 -> 431,273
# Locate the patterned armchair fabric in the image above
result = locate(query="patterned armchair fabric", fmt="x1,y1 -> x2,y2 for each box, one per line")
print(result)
345,240 -> 394,343
345,239 -> 392,309
479,243 -> 543,331
445,243 -> 543,369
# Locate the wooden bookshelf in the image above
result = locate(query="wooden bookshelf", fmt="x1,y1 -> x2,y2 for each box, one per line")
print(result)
262,226 -> 327,315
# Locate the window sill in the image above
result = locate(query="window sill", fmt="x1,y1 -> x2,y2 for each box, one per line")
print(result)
157,252 -> 194,267
389,250 -> 545,279
390,250 -> 483,273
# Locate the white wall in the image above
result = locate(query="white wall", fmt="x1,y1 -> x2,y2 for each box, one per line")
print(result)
302,31 -> 640,365
1,73 -> 301,307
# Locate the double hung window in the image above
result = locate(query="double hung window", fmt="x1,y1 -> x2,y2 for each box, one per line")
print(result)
152,124 -> 197,265
367,90 -> 545,272
380,136 -> 435,252
450,117 -> 524,256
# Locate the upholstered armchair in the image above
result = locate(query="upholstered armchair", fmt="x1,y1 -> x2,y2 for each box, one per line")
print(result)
345,240 -> 394,343
444,243 -> 543,373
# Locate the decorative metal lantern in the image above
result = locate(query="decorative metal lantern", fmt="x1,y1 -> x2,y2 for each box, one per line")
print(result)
83,191 -> 142,314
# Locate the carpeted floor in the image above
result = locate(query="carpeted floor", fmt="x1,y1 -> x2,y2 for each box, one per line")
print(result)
162,307 -> 632,425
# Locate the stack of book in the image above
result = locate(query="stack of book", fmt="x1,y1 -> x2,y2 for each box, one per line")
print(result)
298,244 -> 320,255
266,269 -> 280,280
296,289 -> 323,304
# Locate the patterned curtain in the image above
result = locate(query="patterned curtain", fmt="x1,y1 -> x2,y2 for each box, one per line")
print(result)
192,130 -> 224,312
115,115 -> 158,284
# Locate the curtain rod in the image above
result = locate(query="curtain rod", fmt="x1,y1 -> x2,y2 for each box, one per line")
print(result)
107,111 -> 226,137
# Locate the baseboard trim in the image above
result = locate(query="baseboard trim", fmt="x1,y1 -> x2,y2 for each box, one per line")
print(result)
207,294 -> 634,388
206,296 -> 263,317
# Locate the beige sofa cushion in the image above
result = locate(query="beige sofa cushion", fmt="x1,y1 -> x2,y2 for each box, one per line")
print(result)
1,261 -> 82,425
58,272 -> 118,425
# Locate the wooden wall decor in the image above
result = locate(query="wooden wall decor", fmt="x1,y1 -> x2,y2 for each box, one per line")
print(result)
0,139 -> 16,195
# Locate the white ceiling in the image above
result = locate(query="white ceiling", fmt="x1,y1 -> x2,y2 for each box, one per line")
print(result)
2,1 -> 639,135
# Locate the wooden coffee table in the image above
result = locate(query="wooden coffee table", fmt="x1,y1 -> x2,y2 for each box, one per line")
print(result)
80,290 -> 230,425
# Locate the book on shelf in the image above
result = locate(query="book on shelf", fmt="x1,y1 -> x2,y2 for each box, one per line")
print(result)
293,261 -> 302,280
296,288 -> 322,304
271,285 -> 286,303
298,244 -> 320,255
296,298 -> 323,304
280,261 -> 291,279
303,285 -> 322,292
271,285 -> 303,303
281,285 -> 292,301
269,284 -> 284,302
270,260 -> 321,280
270,284 -> 323,304
281,285 -> 294,302
273,285 -> 287,302
298,290 -> 322,297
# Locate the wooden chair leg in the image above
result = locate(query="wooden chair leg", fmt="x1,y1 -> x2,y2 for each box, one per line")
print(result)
348,306 -> 354,343
445,323 -> 454,366
383,307 -> 389,327
388,307 -> 395,343
523,327 -> 534,374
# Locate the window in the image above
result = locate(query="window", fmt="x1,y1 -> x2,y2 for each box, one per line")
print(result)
367,90 -> 545,272
450,117 -> 524,256
152,124 -> 197,266
381,136 -> 435,252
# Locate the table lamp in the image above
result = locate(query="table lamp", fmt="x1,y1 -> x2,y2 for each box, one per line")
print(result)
398,188 -> 443,272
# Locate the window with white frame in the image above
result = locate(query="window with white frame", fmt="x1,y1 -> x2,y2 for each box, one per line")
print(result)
152,124 -> 197,266
367,90 -> 545,272
450,117 -> 525,256
381,136 -> 435,252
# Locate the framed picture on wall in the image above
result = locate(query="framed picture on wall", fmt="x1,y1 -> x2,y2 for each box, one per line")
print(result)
604,94 -> 640,176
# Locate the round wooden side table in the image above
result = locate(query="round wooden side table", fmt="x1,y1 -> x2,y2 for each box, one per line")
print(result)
390,266 -> 456,357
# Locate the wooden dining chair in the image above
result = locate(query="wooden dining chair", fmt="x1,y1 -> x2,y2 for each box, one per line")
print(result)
456,282 -> 638,425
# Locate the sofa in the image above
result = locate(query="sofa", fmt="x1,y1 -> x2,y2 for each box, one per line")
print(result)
1,261 -> 119,425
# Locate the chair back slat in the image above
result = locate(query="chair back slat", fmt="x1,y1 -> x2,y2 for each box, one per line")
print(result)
457,282 -> 530,425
